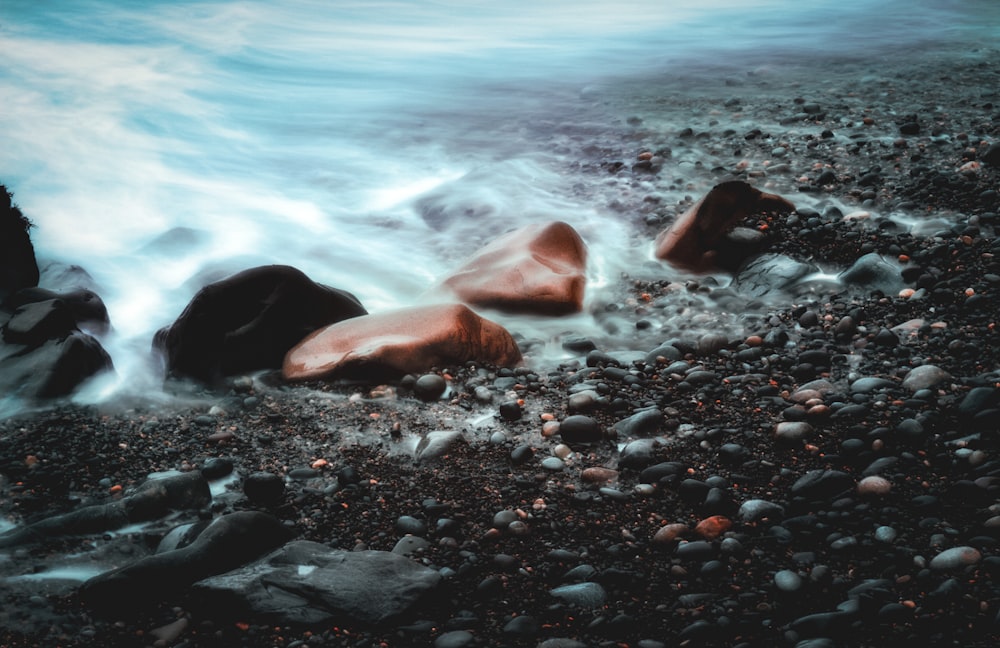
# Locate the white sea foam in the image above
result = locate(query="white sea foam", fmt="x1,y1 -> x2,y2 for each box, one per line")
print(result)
1,0 -> 996,413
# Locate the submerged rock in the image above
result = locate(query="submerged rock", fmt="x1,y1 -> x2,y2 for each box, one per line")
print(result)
432,221 -> 587,315
654,181 -> 794,273
191,540 -> 442,626
283,303 -> 521,381
732,253 -> 819,297
154,265 -> 366,384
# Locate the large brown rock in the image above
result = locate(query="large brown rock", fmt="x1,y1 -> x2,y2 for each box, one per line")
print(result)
155,265 -> 366,384
283,303 -> 522,381
434,221 -> 587,315
654,181 -> 794,273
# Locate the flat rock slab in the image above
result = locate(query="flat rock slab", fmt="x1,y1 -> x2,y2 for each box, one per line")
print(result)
435,221 -> 587,315
192,540 -> 442,626
655,181 -> 794,273
283,303 -> 521,381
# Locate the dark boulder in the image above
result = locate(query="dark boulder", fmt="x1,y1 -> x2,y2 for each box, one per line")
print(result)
191,540 -> 443,626
0,303 -> 113,400
81,511 -> 293,613
4,288 -> 110,335
154,265 -> 367,384
0,185 -> 40,301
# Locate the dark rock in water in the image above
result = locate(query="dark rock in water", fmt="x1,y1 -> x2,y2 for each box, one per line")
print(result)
0,471 -> 210,549
654,181 -> 794,273
838,253 -> 903,295
4,288 -> 111,335
0,326 -> 113,400
191,540 -> 441,626
732,254 -> 819,297
0,186 -> 40,301
81,511 -> 293,613
2,299 -> 78,346
155,265 -> 367,384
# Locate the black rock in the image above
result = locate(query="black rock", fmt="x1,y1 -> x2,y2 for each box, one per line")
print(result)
499,400 -> 523,421
154,265 -> 366,384
244,471 -> 285,505
558,415 -> 602,444
413,373 -> 447,401
81,512 -> 295,614
0,186 -> 39,300
790,470 -> 854,501
0,329 -> 113,400
983,142 -> 1000,167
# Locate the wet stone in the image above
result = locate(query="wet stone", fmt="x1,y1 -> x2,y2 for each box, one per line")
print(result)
558,415 -> 602,444
414,373 -> 447,401
244,471 -> 284,505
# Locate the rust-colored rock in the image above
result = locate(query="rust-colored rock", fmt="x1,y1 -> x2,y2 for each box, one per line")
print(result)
283,303 -> 521,381
654,181 -> 794,273
694,515 -> 733,540
435,221 -> 587,315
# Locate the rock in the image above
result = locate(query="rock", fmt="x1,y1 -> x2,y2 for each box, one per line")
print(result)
549,582 -> 607,608
654,181 -> 794,273
432,221 -> 587,315
618,438 -> 657,469
0,186 -> 39,300
790,470 -> 854,501
732,254 -> 819,297
557,415 -> 603,444
0,329 -> 113,400
413,373 -> 447,401
613,409 -> 663,437
0,471 -> 211,549
929,546 -> 982,571
155,265 -> 366,384
413,430 -> 466,463
81,511 -> 293,612
191,540 -> 441,625
738,499 -> 784,523
5,287 -> 110,335
983,142 -> 1000,167
283,303 -> 521,381
838,253 -> 903,295
3,299 -> 79,346
901,365 -> 951,392
774,421 -> 814,444
243,472 -> 285,505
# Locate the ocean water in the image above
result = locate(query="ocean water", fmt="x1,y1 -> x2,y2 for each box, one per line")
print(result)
1,0 -> 997,411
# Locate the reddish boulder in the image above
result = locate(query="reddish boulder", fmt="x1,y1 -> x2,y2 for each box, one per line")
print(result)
435,221 -> 587,315
654,181 -> 794,273
283,303 -> 522,381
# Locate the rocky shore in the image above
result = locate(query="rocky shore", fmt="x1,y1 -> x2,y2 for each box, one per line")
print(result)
2,47 -> 1000,648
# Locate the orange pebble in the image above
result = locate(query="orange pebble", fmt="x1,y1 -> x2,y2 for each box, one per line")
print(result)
694,515 -> 732,540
